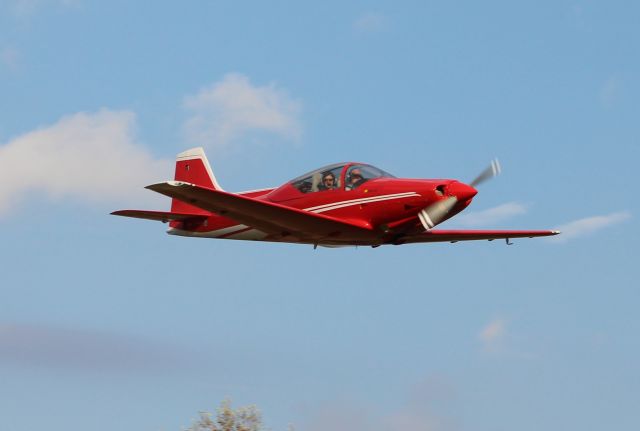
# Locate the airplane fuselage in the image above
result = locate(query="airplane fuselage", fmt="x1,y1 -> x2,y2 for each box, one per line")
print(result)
113,147 -> 558,247
168,175 -> 475,245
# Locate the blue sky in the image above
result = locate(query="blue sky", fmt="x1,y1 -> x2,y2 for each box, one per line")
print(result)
1,1 -> 638,430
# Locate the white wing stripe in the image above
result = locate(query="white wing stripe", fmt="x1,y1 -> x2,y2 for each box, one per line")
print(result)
206,224 -> 250,237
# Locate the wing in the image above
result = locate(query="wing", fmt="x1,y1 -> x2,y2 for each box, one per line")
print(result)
146,181 -> 377,242
111,210 -> 207,223
396,229 -> 560,244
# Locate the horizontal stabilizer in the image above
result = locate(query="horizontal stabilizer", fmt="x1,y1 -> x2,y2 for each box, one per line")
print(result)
110,209 -> 208,223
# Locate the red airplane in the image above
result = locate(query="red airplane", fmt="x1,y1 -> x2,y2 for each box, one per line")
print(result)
112,147 -> 559,247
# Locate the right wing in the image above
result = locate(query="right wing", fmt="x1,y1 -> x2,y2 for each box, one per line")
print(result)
146,181 -> 377,242
396,229 -> 560,244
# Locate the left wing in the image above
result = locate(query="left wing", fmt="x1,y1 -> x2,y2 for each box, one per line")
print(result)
395,229 -> 559,244
146,181 -> 377,242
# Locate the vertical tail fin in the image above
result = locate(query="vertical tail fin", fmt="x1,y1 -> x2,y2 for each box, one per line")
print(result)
171,147 -> 221,214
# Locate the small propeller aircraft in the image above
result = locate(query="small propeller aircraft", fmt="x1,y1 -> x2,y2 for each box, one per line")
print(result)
112,148 -> 559,247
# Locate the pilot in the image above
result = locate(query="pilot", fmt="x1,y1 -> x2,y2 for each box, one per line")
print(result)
346,168 -> 365,190
298,181 -> 312,193
319,172 -> 336,190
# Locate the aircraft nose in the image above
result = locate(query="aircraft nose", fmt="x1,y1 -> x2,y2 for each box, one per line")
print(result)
448,181 -> 477,201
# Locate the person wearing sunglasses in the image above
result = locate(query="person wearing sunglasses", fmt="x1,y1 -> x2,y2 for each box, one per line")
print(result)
319,172 -> 336,191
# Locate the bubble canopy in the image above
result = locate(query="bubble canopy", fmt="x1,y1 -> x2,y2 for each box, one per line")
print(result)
288,163 -> 396,193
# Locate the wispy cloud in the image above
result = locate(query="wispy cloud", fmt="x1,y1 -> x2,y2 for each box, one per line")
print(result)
0,46 -> 20,72
0,110 -> 171,216
353,12 -> 389,33
600,75 -> 622,109
301,376 -> 456,431
9,0 -> 79,17
478,318 -> 507,353
0,323 -> 183,372
10,0 -> 39,16
183,73 -> 302,150
454,202 -> 527,227
303,403 -> 376,431
551,211 -> 631,243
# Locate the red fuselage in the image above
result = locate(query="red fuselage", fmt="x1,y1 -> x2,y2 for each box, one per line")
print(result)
113,148 -> 559,246
168,162 -> 477,243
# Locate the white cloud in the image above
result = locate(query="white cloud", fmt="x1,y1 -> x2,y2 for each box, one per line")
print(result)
0,110 -> 171,216
551,211 -> 631,243
454,202 -> 527,227
303,403 -> 377,431
478,318 -> 506,353
353,12 -> 388,33
301,376 -> 456,431
0,322 -> 183,372
10,0 -> 38,16
600,76 -> 621,109
9,0 -> 78,17
183,73 -> 302,150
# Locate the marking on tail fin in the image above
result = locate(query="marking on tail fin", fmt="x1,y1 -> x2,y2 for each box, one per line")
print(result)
176,147 -> 223,190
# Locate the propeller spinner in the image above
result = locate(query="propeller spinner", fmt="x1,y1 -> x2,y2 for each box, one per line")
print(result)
418,159 -> 501,230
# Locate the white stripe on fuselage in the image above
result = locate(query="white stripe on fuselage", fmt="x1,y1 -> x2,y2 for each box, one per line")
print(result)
304,192 -> 421,213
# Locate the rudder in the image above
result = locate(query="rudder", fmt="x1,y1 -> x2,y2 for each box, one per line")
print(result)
171,147 -> 221,214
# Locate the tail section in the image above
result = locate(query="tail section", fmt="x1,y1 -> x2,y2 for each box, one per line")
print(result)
172,147 -> 221,214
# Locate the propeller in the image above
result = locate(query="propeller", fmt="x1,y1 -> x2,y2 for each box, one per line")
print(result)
418,196 -> 458,230
418,159 -> 501,231
470,158 -> 501,188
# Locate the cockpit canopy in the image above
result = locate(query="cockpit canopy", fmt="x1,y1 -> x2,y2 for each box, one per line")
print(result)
289,163 -> 395,193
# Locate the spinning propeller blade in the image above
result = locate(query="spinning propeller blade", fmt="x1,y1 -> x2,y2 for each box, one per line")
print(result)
418,196 -> 458,230
469,158 -> 501,188
418,159 -> 500,231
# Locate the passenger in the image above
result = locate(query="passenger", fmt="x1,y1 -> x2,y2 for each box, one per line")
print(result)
298,181 -> 312,193
319,172 -> 336,190
346,168 -> 365,190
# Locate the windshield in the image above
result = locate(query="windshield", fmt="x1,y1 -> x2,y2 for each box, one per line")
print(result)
290,163 -> 394,193
345,164 -> 395,190
290,163 -> 346,193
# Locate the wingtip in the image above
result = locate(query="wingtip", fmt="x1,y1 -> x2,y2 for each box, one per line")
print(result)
145,181 -> 192,191
145,183 -> 164,193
